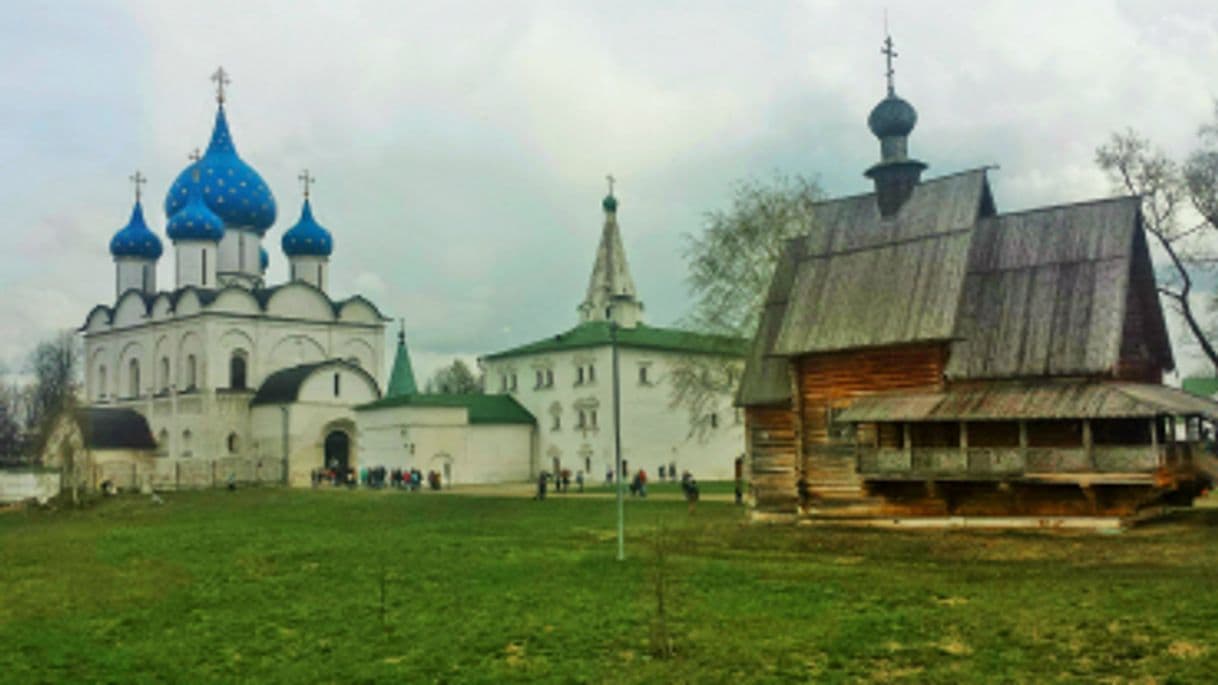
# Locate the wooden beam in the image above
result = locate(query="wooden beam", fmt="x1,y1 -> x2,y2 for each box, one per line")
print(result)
1082,419 -> 1094,471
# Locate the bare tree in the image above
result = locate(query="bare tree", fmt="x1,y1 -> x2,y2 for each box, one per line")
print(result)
26,330 -> 80,459
1097,107 -> 1218,373
671,173 -> 822,434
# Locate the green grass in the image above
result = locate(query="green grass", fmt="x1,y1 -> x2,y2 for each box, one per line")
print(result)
2,489 -> 1218,683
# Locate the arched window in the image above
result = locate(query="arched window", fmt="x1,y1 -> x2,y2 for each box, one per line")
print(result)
160,357 -> 170,393
97,365 -> 107,400
185,354 -> 197,390
128,358 -> 141,398
227,432 -> 240,454
229,351 -> 247,390
333,373 -> 341,397
182,429 -> 193,457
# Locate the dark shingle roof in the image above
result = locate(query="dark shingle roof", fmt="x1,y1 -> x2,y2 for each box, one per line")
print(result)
482,321 -> 747,362
74,408 -> 156,450
251,359 -> 380,406
356,394 -> 536,425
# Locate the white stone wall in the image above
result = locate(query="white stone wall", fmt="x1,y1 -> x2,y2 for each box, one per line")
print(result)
289,256 -> 328,292
217,228 -> 262,284
174,241 -> 218,289
484,345 -> 745,480
357,404 -> 535,485
115,258 -> 155,298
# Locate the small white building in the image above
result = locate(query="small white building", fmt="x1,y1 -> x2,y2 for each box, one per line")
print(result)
480,191 -> 747,481
80,74 -> 389,488
354,328 -> 538,485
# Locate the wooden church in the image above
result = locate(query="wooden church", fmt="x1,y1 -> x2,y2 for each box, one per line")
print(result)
737,40 -> 1218,525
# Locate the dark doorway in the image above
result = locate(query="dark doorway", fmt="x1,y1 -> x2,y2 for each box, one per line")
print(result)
324,431 -> 350,473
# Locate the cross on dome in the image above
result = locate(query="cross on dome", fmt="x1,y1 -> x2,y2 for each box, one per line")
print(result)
188,148 -> 201,162
299,169 -> 315,199
129,170 -> 146,203
881,28 -> 898,95
606,174 -> 615,197
211,67 -> 230,105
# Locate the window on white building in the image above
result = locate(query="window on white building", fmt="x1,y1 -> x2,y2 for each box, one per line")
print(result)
97,365 -> 107,400
510,373 -> 518,391
227,432 -> 240,454
185,355 -> 198,391
182,429 -> 193,458
587,365 -> 596,383
638,365 -> 650,386
229,350 -> 248,390
333,373 -> 341,397
159,357 -> 170,394
709,413 -> 719,429
546,369 -> 554,387
576,367 -> 585,385
128,358 -> 141,398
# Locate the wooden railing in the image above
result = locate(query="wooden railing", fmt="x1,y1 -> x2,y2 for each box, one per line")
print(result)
858,445 -> 1169,479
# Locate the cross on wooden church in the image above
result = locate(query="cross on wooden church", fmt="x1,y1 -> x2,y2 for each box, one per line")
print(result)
299,169 -> 315,198
882,34 -> 898,95
211,67 -> 230,104
129,170 -> 146,203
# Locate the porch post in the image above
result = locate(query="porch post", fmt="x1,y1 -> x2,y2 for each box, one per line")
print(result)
1082,419 -> 1094,471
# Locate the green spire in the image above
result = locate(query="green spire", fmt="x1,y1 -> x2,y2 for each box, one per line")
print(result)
387,320 -> 418,397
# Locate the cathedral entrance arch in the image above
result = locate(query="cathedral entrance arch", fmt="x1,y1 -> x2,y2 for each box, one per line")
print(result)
324,430 -> 350,474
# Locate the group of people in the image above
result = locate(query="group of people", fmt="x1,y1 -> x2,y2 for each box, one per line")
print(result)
534,469 -> 585,499
310,465 -> 443,491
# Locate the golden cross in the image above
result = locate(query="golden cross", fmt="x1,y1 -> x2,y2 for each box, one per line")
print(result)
299,169 -> 315,198
129,170 -> 146,203
211,67 -> 230,104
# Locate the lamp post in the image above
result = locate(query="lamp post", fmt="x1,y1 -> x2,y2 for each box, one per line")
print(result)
609,307 -> 625,561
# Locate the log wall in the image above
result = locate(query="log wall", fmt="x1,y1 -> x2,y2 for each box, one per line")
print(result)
744,343 -> 946,511
745,405 -> 797,513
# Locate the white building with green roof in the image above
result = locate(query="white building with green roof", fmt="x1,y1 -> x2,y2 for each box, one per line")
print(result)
481,190 -> 748,481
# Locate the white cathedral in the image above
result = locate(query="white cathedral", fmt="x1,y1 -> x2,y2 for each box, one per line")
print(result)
56,71 -> 746,491
75,72 -> 390,488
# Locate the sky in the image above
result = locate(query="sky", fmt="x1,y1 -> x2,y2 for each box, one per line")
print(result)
2,0 -> 1218,383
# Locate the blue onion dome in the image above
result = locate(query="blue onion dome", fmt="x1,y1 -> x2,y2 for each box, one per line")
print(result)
281,199 -> 333,257
259,246 -> 269,272
602,194 -> 618,213
109,201 -> 163,259
164,106 -> 277,235
166,167 -> 225,241
867,94 -> 918,138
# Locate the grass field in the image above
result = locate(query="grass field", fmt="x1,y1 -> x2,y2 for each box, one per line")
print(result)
3,489 -> 1218,683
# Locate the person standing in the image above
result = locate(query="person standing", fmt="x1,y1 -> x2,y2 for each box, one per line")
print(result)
535,471 -> 550,500
681,471 -> 700,513
637,469 -> 648,498
575,470 -> 584,493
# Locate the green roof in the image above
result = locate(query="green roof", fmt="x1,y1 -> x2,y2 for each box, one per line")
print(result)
356,393 -> 536,425
1182,377 -> 1218,399
481,321 -> 748,361
386,333 -> 418,397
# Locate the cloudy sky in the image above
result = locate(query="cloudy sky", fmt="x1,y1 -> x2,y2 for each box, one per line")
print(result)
2,0 -> 1217,382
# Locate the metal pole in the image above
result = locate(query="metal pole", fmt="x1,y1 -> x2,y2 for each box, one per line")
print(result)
611,318 -> 624,561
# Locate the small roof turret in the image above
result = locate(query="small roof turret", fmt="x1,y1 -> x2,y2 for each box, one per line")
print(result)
386,321 -> 418,398
281,171 -> 333,257
109,172 -> 163,259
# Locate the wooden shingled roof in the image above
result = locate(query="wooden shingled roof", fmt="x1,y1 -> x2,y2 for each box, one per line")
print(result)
737,168 -> 1172,407
946,196 -> 1172,379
